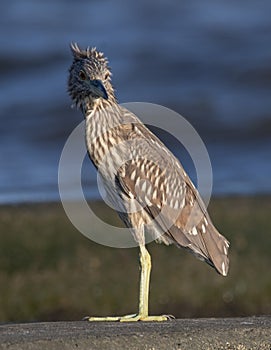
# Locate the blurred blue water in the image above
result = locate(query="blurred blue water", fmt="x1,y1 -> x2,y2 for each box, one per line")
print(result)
1,0 -> 271,203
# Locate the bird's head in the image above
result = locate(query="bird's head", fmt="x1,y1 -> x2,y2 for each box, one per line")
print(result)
68,43 -> 114,112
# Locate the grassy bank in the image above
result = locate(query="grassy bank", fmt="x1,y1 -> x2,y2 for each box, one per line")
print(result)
0,196 -> 270,322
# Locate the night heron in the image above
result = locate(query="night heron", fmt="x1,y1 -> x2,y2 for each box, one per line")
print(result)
67,43 -> 230,322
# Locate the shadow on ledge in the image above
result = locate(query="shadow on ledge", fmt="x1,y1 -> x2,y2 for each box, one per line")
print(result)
0,317 -> 270,350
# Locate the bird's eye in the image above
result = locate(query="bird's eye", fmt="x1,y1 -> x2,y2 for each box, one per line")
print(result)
79,70 -> 87,80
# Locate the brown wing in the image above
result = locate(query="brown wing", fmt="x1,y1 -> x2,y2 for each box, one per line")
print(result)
116,152 -> 229,276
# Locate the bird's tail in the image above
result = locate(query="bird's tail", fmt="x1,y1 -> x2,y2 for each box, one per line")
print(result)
167,218 -> 230,276
199,223 -> 230,276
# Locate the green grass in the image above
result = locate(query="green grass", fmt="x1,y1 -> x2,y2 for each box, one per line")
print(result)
0,196 -> 270,322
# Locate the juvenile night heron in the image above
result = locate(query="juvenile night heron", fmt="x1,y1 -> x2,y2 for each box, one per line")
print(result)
68,43 -> 230,322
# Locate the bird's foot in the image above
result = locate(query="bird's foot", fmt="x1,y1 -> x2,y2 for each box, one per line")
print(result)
120,313 -> 174,322
84,313 -> 174,322
83,314 -> 136,322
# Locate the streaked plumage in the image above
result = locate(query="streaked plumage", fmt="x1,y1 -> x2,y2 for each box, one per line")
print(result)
68,43 -> 230,321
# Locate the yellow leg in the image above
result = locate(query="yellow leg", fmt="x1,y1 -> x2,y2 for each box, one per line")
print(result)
139,244 -> 151,317
87,245 -> 173,322
120,244 -> 170,322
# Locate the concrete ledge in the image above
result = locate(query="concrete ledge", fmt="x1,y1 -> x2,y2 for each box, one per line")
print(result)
0,317 -> 270,350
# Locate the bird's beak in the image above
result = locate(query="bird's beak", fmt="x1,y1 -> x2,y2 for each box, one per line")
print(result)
90,79 -> 108,100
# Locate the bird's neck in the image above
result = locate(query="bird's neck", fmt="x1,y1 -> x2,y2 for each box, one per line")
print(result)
84,98 -> 124,170
85,98 -> 122,132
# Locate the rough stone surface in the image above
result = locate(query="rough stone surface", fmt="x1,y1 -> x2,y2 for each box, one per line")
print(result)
0,317 -> 270,350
